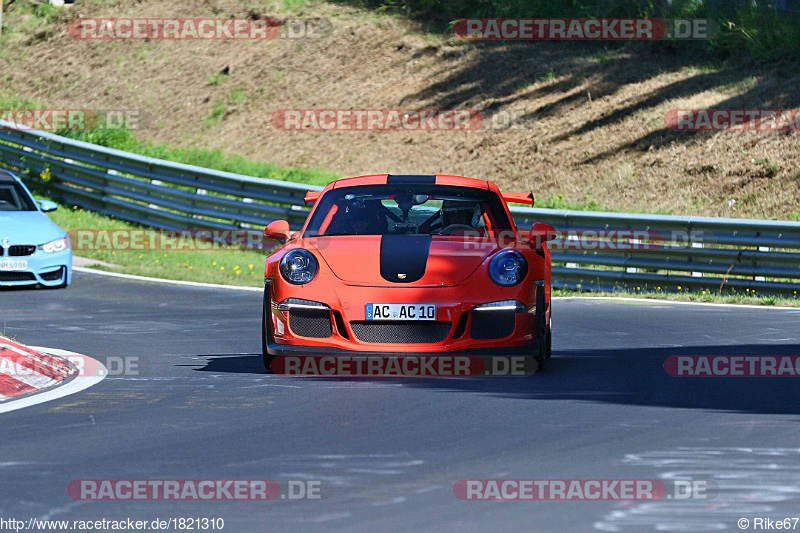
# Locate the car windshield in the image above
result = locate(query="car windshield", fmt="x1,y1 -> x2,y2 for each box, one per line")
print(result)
304,184 -> 514,237
0,181 -> 37,212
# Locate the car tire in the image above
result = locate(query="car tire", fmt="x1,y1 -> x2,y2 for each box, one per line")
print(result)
262,295 -> 274,371
534,335 -> 546,370
534,286 -> 547,370
545,326 -> 552,361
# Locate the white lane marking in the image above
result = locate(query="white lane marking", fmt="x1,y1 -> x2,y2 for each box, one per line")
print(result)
556,296 -> 800,310
295,512 -> 352,524
75,266 -> 797,308
0,347 -> 106,414
73,266 -> 262,292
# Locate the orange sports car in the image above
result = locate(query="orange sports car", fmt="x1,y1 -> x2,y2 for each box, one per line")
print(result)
261,174 -> 555,371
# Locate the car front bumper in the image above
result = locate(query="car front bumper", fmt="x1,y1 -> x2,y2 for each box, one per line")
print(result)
0,248 -> 72,287
265,276 -> 547,356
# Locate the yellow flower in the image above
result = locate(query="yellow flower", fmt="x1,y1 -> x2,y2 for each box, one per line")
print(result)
249,264 -> 254,270
212,261 -> 217,266
220,266 -> 225,270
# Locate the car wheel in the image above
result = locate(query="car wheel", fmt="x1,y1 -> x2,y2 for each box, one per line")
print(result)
262,297 -> 274,371
545,326 -> 552,360
534,287 -> 547,370
534,335 -> 546,370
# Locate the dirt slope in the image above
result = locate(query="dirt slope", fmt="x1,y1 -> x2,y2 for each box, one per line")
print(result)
2,0 -> 799,219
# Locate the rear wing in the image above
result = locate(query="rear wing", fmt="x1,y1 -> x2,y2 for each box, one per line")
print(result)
501,192 -> 534,206
304,191 -> 321,204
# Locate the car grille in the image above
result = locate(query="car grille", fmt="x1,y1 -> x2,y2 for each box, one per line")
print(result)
289,309 -> 332,338
470,310 -> 516,340
40,267 -> 65,282
0,272 -> 36,282
8,245 -> 36,257
350,321 -> 451,344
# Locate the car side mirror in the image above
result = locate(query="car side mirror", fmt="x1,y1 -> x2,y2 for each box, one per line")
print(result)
530,222 -> 557,248
264,220 -> 291,243
38,200 -> 58,212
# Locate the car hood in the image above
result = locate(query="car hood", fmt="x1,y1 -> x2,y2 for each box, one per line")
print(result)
305,235 -> 500,286
0,212 -> 65,245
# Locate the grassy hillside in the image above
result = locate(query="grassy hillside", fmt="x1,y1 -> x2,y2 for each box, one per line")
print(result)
1,0 -> 799,219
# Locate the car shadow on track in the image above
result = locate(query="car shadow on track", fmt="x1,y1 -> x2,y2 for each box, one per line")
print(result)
185,354 -> 267,374
190,344 -> 800,415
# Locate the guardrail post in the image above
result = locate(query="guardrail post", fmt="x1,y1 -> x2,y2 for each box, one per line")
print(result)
691,241 -> 704,278
755,246 -> 769,281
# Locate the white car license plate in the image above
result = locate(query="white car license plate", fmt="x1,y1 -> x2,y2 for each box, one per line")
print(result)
366,303 -> 436,321
0,260 -> 28,271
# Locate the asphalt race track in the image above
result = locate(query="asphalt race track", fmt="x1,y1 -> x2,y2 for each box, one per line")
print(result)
1,271 -> 799,532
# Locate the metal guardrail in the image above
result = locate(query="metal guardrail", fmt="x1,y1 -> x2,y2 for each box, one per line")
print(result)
2,120 -> 800,296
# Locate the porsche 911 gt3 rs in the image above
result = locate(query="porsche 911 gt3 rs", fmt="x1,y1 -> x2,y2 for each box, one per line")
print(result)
261,174 -> 555,371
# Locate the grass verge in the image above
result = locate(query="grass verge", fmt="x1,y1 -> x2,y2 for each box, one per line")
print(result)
43,196 -> 269,288
552,288 -> 800,307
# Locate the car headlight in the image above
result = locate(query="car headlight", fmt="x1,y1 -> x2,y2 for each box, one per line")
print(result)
488,250 -> 528,287
38,237 -> 70,254
279,249 -> 319,285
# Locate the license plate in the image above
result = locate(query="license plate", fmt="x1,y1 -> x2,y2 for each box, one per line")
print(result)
0,260 -> 28,271
366,303 -> 436,321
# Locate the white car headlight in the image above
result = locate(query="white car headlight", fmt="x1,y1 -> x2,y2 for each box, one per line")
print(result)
39,237 -> 70,254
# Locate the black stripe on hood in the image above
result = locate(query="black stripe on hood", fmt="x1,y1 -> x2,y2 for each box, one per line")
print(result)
380,234 -> 431,283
